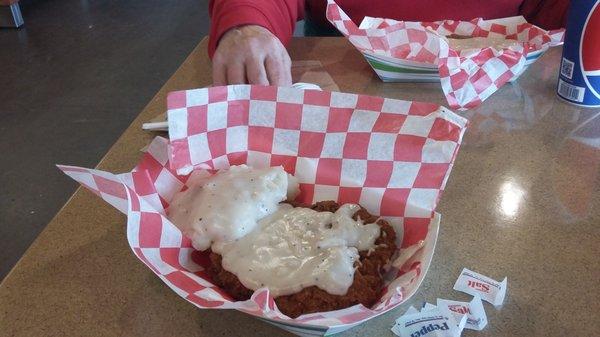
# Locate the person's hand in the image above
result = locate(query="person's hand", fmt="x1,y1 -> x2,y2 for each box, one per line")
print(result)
212,25 -> 292,86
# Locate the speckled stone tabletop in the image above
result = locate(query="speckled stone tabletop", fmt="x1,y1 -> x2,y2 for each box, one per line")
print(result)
1,37 -> 598,337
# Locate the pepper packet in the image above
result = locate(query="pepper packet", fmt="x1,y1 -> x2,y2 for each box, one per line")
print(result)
392,307 -> 466,337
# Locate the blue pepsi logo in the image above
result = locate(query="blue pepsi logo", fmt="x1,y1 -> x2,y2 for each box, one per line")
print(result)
582,1 -> 600,99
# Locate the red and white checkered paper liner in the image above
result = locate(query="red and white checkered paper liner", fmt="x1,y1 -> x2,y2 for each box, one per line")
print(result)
58,84 -> 467,335
326,0 -> 564,110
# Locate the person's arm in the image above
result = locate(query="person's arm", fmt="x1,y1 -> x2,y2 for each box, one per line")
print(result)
208,0 -> 304,85
520,0 -> 570,30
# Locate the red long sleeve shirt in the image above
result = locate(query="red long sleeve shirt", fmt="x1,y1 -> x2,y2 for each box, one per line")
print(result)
208,0 -> 569,57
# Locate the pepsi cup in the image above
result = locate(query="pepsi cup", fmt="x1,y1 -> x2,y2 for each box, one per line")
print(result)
557,0 -> 600,107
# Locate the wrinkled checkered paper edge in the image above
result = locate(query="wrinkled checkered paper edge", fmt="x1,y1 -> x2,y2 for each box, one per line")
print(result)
325,0 -> 564,110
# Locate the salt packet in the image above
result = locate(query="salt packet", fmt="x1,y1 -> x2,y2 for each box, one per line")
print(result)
453,268 -> 507,306
392,307 -> 466,337
437,295 -> 488,331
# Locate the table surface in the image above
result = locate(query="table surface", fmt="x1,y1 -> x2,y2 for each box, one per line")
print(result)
1,37 -> 599,337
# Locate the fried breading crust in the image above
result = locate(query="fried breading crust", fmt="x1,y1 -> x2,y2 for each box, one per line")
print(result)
206,200 -> 397,318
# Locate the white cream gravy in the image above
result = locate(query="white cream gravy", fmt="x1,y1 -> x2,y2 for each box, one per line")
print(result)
168,165 -> 298,253
168,165 -> 381,297
219,204 -> 380,297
